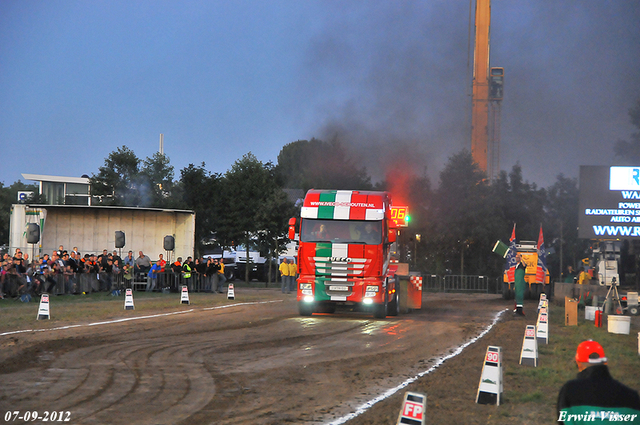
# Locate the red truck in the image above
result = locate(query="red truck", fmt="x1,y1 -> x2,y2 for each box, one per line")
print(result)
288,189 -> 421,318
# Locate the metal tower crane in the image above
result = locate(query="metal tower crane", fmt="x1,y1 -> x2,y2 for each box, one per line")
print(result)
470,0 -> 504,181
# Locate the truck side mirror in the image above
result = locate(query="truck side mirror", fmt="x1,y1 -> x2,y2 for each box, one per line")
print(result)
288,217 -> 296,240
387,229 -> 397,243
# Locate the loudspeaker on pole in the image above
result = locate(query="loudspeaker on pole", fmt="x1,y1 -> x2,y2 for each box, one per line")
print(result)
115,231 -> 125,248
164,235 -> 175,251
27,223 -> 40,244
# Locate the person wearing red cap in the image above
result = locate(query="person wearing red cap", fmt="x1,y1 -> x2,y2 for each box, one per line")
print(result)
557,340 -> 640,424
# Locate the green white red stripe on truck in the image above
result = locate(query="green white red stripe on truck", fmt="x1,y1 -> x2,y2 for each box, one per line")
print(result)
301,190 -> 385,220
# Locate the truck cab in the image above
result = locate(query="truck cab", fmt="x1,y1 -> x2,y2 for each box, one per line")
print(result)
290,190 -> 400,318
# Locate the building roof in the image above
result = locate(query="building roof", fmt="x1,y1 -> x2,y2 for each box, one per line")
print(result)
22,173 -> 90,184
21,204 -> 195,214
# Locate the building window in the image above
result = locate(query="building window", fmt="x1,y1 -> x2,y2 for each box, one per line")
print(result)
42,182 -> 65,205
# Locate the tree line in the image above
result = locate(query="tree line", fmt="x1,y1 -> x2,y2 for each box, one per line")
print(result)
1,97 -> 638,281
0,141 -> 582,280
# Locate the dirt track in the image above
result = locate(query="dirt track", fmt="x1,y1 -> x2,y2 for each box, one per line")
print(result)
0,290 -> 508,424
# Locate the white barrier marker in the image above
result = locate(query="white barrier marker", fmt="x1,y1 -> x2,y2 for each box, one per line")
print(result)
37,293 -> 51,320
397,392 -> 426,425
538,296 -> 548,314
476,346 -> 503,405
227,283 -> 235,300
536,311 -> 549,345
519,325 -> 538,367
180,285 -> 190,305
124,288 -> 135,310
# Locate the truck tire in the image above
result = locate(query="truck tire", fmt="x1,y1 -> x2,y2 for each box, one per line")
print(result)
225,268 -> 235,282
388,291 -> 399,316
298,301 -> 315,316
373,296 -> 388,319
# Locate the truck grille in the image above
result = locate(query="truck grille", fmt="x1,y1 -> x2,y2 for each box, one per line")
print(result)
311,257 -> 367,277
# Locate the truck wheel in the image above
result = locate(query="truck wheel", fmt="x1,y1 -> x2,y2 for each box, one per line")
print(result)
373,296 -> 388,319
388,291 -> 399,316
225,269 -> 235,282
298,301 -> 315,316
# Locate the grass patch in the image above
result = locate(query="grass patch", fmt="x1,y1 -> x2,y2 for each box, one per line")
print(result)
0,287 -> 283,333
517,390 -> 544,402
497,303 -> 640,423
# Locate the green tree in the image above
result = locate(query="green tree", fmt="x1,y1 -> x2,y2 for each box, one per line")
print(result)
255,189 -> 296,284
490,163 -> 546,242
276,138 -> 372,190
427,150 -> 495,275
140,152 -> 177,208
90,146 -> 141,205
91,146 -> 178,208
218,153 -> 293,283
179,163 -> 220,256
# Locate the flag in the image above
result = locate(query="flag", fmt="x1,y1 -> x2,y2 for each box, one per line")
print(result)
505,224 -> 517,282
536,225 -> 548,283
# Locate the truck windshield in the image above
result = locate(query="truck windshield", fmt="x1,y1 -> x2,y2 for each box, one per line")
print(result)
300,219 -> 382,245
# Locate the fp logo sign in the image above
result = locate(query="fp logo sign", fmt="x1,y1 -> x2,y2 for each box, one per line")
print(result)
398,392 -> 426,424
403,401 -> 423,419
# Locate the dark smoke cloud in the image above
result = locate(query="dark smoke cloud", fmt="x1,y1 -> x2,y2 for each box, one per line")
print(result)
300,1 -> 640,188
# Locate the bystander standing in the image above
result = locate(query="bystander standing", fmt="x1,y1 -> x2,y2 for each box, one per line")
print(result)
279,258 -> 290,294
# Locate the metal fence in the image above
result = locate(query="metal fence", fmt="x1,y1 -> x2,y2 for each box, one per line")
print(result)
0,271 -> 226,298
421,274 -> 497,293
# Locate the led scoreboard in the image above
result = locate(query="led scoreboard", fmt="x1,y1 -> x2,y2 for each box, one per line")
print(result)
578,165 -> 640,239
390,206 -> 410,228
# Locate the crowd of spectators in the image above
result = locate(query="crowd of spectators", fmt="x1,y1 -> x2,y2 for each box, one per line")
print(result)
0,245 -> 230,301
